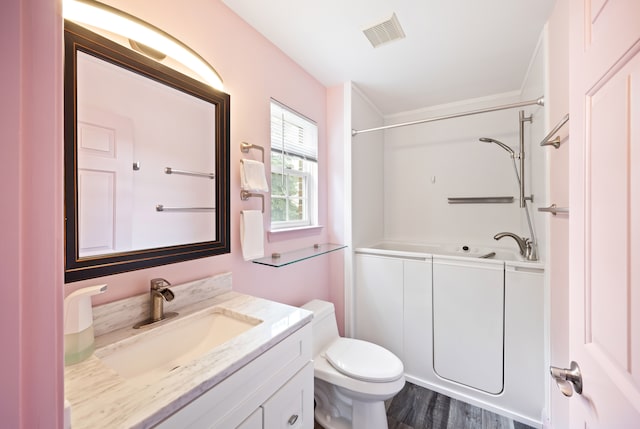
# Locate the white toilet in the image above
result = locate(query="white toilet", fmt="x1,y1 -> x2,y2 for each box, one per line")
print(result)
301,299 -> 405,429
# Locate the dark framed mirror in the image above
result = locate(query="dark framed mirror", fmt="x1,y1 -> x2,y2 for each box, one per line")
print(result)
64,21 -> 230,283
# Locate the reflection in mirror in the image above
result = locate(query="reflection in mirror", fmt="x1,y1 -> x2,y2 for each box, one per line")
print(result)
65,21 -> 230,282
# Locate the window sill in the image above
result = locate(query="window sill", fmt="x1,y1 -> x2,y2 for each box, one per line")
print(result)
267,225 -> 324,241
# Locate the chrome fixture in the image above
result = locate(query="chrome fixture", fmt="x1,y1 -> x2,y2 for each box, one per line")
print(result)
240,190 -> 265,213
538,204 -> 569,215
481,110 -> 538,261
352,97 -> 544,136
240,142 -> 265,162
165,167 -> 214,179
550,361 -> 583,397
133,278 -> 178,328
447,196 -> 514,204
494,232 -> 537,261
519,110 -> 532,208
479,137 -> 516,158
479,252 -> 496,259
540,113 -> 569,148
155,205 -> 215,212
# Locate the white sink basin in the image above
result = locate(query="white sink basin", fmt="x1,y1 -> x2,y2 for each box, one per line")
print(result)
95,307 -> 262,385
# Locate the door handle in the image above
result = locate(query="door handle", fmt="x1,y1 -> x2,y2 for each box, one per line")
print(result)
550,361 -> 583,397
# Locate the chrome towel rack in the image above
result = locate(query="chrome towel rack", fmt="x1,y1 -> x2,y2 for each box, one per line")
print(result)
538,204 -> 569,215
165,167 -> 214,179
448,196 -> 515,204
156,204 -> 215,212
240,190 -> 265,213
540,114 -> 569,148
240,142 -> 265,162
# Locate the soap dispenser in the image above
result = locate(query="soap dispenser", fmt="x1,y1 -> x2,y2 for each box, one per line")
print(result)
64,284 -> 107,366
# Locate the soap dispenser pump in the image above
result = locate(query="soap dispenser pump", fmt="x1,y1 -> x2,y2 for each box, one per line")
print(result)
64,284 -> 107,366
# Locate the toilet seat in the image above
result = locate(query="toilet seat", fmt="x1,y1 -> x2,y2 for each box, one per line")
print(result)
324,338 -> 403,382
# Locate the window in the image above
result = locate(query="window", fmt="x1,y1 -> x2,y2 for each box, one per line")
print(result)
270,100 -> 318,230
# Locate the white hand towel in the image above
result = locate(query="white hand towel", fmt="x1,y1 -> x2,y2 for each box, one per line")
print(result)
240,159 -> 269,192
240,210 -> 264,261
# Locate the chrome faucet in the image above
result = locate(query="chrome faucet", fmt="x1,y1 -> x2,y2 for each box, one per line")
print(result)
493,232 -> 538,261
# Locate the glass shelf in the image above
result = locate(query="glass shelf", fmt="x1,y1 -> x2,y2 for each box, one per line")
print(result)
251,243 -> 347,268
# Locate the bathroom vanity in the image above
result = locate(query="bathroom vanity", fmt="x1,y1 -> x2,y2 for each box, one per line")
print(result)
64,274 -> 314,428
354,243 -> 545,428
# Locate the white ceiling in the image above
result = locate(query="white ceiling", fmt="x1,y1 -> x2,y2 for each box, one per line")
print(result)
222,0 -> 556,116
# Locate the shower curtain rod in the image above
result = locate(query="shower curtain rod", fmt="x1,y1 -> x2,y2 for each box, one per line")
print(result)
351,96 -> 545,136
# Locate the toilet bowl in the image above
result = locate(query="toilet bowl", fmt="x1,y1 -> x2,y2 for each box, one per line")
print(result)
302,299 -> 405,429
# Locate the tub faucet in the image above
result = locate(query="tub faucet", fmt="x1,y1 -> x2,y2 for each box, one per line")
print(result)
493,232 -> 538,261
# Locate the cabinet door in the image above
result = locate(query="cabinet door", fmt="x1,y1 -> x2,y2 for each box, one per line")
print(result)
403,258 -> 432,379
236,408 -> 262,429
354,254 -> 404,358
262,362 -> 314,429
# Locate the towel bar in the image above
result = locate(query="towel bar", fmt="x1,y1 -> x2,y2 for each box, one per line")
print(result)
538,204 -> 569,215
240,142 -> 265,163
165,167 -> 214,179
156,205 -> 215,212
540,114 -> 569,148
240,190 -> 265,213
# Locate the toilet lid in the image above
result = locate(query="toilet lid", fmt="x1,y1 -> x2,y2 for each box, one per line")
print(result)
324,338 -> 403,383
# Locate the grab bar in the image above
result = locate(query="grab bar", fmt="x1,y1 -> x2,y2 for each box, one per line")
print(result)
156,204 -> 215,212
538,204 -> 569,215
240,190 -> 265,213
448,196 -> 514,204
240,142 -> 265,163
540,114 -> 569,148
165,167 -> 214,179
479,252 -> 496,259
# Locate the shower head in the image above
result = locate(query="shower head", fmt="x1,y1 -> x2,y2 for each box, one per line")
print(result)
479,137 -> 515,157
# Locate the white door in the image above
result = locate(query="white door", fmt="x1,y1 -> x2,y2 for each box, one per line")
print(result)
77,107 -> 134,256
567,0 -> 640,426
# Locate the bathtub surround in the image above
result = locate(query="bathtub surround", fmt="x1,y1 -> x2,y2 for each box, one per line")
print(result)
347,26 -> 549,427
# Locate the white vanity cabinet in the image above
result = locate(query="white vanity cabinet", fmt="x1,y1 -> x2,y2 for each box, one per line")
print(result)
155,324 -> 314,429
354,252 -> 432,362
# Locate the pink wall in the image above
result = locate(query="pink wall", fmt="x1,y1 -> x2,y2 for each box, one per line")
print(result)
1,0 -> 342,427
68,0 -> 342,311
326,84 -> 348,335
546,0 -> 570,427
1,0 -> 64,427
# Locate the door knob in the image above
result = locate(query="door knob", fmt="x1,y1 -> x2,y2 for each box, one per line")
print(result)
550,361 -> 583,397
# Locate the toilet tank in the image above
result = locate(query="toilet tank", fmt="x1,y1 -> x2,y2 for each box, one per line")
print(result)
301,299 -> 339,357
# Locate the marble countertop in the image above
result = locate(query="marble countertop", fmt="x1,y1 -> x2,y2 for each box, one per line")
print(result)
65,289 -> 312,429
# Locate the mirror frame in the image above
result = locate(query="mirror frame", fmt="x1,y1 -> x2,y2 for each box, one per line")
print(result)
64,21 -> 230,283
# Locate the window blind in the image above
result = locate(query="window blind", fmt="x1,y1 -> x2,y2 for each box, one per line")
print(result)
270,100 -> 318,162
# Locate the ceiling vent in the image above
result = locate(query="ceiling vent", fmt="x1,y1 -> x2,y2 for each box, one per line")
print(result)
362,13 -> 406,48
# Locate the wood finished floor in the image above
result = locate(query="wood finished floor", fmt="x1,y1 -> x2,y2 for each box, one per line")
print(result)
314,382 -> 535,429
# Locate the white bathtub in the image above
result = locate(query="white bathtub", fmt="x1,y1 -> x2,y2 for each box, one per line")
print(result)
352,241 -> 545,428
356,240 -> 524,262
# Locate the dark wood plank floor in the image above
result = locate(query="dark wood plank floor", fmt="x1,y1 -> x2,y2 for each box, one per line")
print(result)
314,382 -> 535,429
